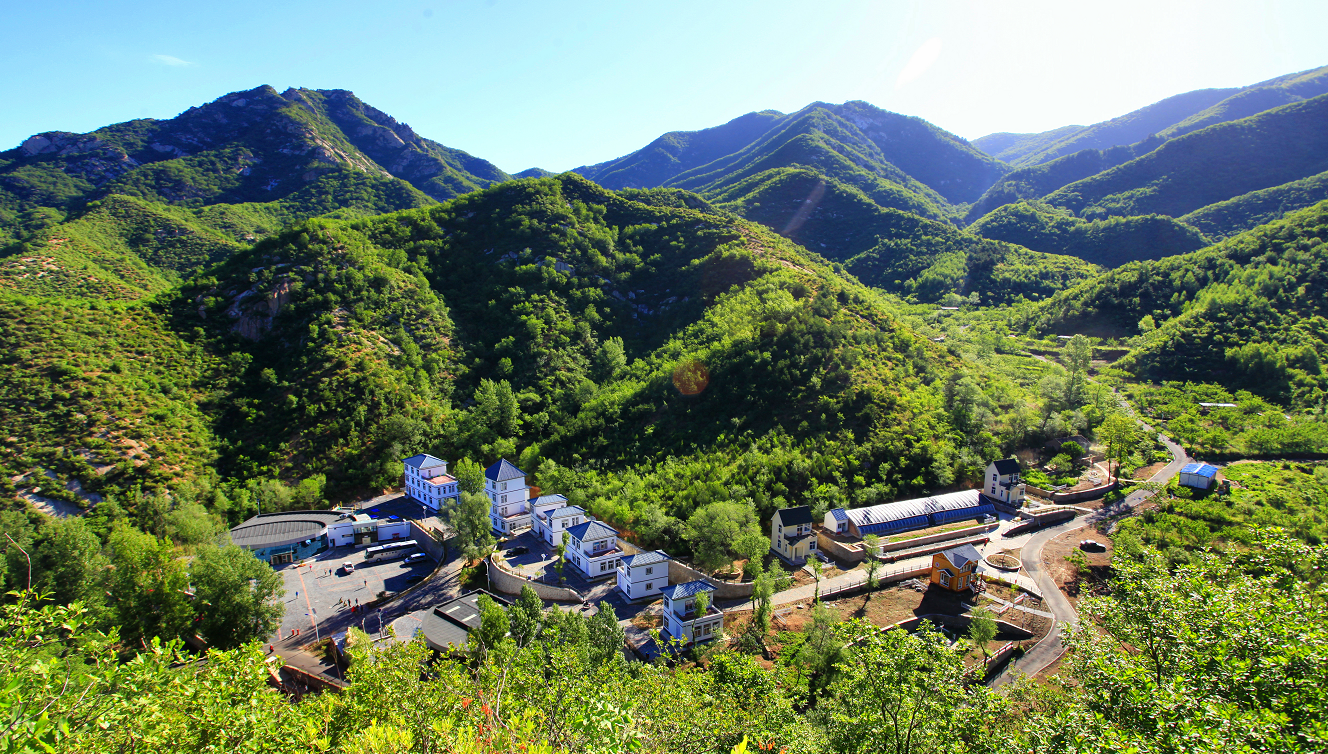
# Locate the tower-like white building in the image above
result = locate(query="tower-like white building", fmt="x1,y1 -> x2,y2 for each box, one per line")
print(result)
403,454 -> 460,511
485,459 -> 531,535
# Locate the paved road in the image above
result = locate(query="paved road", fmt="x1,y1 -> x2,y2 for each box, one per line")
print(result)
992,428 -> 1189,686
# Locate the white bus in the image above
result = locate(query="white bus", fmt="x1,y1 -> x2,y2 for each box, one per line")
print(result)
364,540 -> 417,562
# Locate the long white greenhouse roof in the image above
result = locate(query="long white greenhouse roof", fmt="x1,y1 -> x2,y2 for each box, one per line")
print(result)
843,489 -> 983,527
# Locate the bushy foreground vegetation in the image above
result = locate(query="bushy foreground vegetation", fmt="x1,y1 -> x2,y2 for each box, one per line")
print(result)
5,531 -> 1325,753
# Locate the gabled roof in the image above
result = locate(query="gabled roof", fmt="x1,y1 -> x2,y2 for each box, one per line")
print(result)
1181,463 -> 1219,478
403,453 -> 448,469
775,506 -> 813,526
621,549 -> 670,567
549,505 -> 584,519
566,520 -> 617,541
829,508 -> 849,522
531,493 -> 569,508
991,458 -> 1020,475
939,544 -> 983,569
485,458 -> 526,482
661,580 -> 715,600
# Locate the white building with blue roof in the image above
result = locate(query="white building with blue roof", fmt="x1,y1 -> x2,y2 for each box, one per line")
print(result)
402,454 -> 459,511
530,494 -> 583,545
565,519 -> 623,579
1179,463 -> 1220,490
823,489 -> 995,539
617,549 -> 670,600
660,580 -> 722,645
486,459 -> 532,535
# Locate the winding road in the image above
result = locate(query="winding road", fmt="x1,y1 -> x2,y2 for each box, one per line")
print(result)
991,427 -> 1189,686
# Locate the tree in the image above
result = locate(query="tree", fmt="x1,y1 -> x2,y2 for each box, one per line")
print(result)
863,534 -> 882,593
693,589 -> 711,623
596,336 -> 626,380
823,619 -> 995,754
733,528 -> 768,579
685,501 -> 758,574
508,585 -> 544,649
452,458 -> 485,495
1098,413 -> 1141,482
451,491 -> 495,564
35,516 -> 107,611
967,607 -> 997,660
751,570 -> 775,638
472,593 -> 510,662
107,527 -> 193,646
810,554 -> 823,604
555,531 -> 570,582
189,544 -> 285,649
586,602 -> 625,665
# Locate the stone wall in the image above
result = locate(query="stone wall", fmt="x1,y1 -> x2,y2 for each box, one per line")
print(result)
1005,508 -> 1077,536
666,559 -> 754,600
487,553 -> 585,602
892,614 -> 1035,640
817,531 -> 867,563
879,521 -> 998,553
408,521 -> 448,562
1027,482 -> 1117,503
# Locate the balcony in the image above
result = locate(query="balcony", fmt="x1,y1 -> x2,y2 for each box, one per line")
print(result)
673,604 -> 723,622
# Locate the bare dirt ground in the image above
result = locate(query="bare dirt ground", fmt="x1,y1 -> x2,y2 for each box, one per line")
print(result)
1041,526 -> 1114,608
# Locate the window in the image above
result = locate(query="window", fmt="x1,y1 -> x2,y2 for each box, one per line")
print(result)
645,582 -> 652,590
645,566 -> 653,575
939,570 -> 951,587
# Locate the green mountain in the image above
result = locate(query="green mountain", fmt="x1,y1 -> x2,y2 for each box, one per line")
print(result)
970,201 -> 1209,267
973,65 -> 1328,167
577,100 -> 1008,214
965,140 -> 1162,222
1042,94 -> 1328,220
4,175 -> 1038,539
1034,199 -> 1328,406
1178,169 -> 1328,240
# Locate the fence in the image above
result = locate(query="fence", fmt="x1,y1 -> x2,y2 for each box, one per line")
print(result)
818,564 -> 932,600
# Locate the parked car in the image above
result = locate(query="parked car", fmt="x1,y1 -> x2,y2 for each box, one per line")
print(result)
341,561 -> 355,573
404,574 -> 425,585
404,553 -> 429,564
506,546 -> 530,556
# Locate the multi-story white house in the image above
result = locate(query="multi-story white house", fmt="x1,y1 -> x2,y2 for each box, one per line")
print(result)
564,520 -> 622,580
403,454 -> 460,512
617,549 -> 670,601
770,505 -> 817,565
486,459 -> 532,536
530,495 -> 587,546
660,581 -> 723,646
984,459 -> 1025,507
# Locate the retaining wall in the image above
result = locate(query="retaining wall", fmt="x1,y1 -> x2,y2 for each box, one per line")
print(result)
880,522 -> 998,553
487,553 -> 584,602
408,521 -> 448,563
667,559 -> 755,600
880,535 -> 991,564
893,614 -> 1034,640
1004,508 -> 1077,536
817,531 -> 867,563
1026,483 -> 1117,504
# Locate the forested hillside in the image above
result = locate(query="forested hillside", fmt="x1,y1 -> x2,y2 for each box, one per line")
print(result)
1043,94 -> 1328,219
970,201 -> 1209,267
972,64 -> 1328,167
1179,169 -> 1328,240
1035,200 -> 1328,407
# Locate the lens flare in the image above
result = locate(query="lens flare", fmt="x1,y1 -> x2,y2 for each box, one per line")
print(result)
672,358 -> 710,396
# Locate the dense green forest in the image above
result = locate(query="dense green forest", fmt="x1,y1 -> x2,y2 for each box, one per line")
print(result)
1178,169 -> 1328,240
970,201 -> 1209,267
1035,200 -> 1328,408
1042,94 -> 1328,220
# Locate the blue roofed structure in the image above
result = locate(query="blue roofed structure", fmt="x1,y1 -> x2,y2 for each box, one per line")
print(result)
821,489 -> 995,538
485,459 -> 526,482
1179,463 -> 1220,490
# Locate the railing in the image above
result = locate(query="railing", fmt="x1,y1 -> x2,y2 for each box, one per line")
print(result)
815,563 -> 932,600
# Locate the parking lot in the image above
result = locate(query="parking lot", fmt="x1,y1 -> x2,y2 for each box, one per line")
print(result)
494,529 -> 639,621
275,543 -> 437,639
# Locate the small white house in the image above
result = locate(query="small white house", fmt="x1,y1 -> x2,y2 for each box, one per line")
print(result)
617,550 -> 670,600
984,459 -> 1025,506
565,520 -> 622,580
403,454 -> 460,511
530,495 -> 586,545
1179,463 -> 1219,490
486,459 -> 531,535
661,581 -> 722,646
327,514 -> 411,548
770,506 -> 817,565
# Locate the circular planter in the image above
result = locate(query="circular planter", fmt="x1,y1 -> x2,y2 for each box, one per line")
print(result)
985,552 -> 1021,571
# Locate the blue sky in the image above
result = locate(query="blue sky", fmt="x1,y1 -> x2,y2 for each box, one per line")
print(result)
2,0 -> 1324,173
